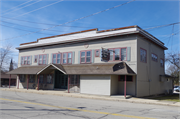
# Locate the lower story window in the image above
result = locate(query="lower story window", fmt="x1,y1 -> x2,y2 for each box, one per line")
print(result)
47,75 -> 53,84
29,75 -> 35,83
39,75 -> 44,84
118,75 -> 133,82
70,75 -> 80,85
19,75 -> 25,82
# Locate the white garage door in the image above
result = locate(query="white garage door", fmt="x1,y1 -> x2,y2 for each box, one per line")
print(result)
80,75 -> 111,96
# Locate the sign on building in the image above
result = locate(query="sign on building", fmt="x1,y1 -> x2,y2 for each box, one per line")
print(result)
101,48 -> 110,61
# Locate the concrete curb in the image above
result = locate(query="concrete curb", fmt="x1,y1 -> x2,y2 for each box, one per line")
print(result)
1,88 -> 180,107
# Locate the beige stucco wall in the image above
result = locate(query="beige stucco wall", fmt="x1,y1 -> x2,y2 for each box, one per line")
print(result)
18,35 -> 137,73
111,75 -> 136,96
136,36 -> 172,97
80,75 -> 111,95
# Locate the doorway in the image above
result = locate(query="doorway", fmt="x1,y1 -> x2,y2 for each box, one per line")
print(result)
54,70 -> 68,89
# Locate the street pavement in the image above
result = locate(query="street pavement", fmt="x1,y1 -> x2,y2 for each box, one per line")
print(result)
0,90 -> 180,119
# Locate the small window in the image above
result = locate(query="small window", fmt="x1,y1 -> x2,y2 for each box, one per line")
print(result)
47,75 -> 53,84
95,50 -> 100,57
80,50 -> 91,63
160,59 -> 164,67
19,75 -> 25,82
140,48 -> 147,63
29,75 -> 35,83
34,55 -> 38,63
152,53 -> 158,62
118,75 -> 133,82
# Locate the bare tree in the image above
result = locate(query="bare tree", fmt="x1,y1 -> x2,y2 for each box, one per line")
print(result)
166,52 -> 180,85
0,44 -> 13,71
166,53 -> 179,69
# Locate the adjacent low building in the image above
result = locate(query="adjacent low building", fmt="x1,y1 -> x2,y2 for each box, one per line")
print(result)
7,25 -> 173,97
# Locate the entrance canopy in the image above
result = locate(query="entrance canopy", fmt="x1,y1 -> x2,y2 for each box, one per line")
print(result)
7,62 -> 136,75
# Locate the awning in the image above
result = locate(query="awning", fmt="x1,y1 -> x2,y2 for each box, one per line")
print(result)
7,62 -> 136,75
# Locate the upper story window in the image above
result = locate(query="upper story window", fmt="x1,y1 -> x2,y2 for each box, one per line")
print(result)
39,54 -> 47,65
160,58 -> 164,67
34,55 -> 38,63
52,53 -> 61,64
140,48 -> 147,63
21,56 -> 31,65
152,53 -> 158,62
95,49 -> 100,57
80,50 -> 91,63
109,48 -> 127,61
63,52 -> 72,64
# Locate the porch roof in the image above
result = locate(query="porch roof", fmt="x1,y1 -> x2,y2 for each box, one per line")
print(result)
6,65 -> 46,74
62,62 -> 136,75
7,62 -> 136,75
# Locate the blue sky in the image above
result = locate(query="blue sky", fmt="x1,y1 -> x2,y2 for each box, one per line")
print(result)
0,0 -> 179,68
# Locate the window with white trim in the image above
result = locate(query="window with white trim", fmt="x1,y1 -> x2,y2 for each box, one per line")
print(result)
140,48 -> 147,63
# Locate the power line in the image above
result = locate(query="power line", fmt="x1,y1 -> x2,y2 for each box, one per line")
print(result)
13,0 -> 64,18
0,0 -> 135,41
0,23 -> 56,36
0,20 -> 67,32
143,22 -> 180,31
2,0 -> 33,14
1,0 -> 42,16
0,16 -> 111,29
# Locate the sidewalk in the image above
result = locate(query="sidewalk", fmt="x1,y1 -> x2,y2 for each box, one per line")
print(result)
1,88 -> 180,107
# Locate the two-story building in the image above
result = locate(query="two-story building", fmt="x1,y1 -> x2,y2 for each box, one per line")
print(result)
8,25 -> 173,97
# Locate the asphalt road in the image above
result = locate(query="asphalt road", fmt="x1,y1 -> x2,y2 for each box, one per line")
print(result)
0,91 -> 180,119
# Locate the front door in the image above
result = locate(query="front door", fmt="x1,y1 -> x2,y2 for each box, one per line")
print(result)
54,70 -> 68,89
60,75 -> 68,89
